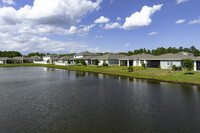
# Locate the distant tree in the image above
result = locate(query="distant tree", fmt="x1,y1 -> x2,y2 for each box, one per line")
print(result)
27,52 -> 45,57
0,51 -> 22,57
183,59 -> 194,71
94,59 -> 100,66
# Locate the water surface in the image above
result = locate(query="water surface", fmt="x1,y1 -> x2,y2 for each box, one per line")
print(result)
0,67 -> 200,133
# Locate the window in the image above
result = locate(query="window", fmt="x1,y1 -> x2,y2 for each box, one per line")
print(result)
167,61 -> 172,66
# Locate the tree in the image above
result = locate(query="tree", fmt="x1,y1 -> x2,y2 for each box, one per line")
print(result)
183,59 -> 194,71
94,59 -> 100,66
75,59 -> 79,65
80,59 -> 87,65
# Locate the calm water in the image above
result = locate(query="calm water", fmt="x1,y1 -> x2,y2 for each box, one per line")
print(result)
0,67 -> 200,133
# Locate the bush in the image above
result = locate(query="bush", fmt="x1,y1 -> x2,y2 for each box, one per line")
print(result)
172,65 -> 182,71
183,59 -> 194,71
67,59 -> 71,64
80,59 -> 87,65
94,59 -> 100,66
75,59 -> 79,65
47,59 -> 50,63
128,66 -> 134,72
103,62 -> 108,66
142,63 -> 146,69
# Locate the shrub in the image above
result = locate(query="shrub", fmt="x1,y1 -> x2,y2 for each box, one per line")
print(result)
75,59 -> 79,65
172,65 -> 182,71
47,59 -> 50,63
103,62 -> 108,66
183,59 -> 194,71
80,59 -> 87,65
67,59 -> 71,64
128,66 -> 134,72
173,65 -> 181,71
142,63 -> 146,69
94,59 -> 100,66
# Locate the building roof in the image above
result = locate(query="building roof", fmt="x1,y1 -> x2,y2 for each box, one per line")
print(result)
12,57 -> 30,60
29,55 -> 42,60
0,57 -> 10,60
44,54 -> 60,58
119,53 -> 157,60
60,56 -> 74,60
75,51 -> 98,56
91,54 -> 126,60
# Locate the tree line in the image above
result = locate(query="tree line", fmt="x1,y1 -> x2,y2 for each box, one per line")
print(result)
120,46 -> 200,56
0,51 -> 22,57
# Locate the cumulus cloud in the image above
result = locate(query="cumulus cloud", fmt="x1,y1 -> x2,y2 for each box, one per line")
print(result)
188,17 -> 200,25
105,22 -> 120,29
176,0 -> 189,4
0,33 -> 102,54
121,4 -> 163,30
94,16 -> 110,23
0,0 -> 102,26
175,19 -> 185,24
2,0 -> 15,5
148,32 -> 158,36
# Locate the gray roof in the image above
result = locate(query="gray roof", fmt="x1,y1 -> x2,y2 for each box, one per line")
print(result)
29,56 -> 42,60
44,54 -> 60,58
12,57 -> 30,60
75,51 -> 98,56
91,54 -> 126,60
60,56 -> 73,60
0,57 -> 10,60
119,53 -> 157,60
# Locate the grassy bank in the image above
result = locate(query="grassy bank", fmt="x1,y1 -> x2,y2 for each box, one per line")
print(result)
0,63 -> 200,85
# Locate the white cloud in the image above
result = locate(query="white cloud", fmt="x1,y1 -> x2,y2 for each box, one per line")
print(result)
176,0 -> 189,4
117,17 -> 122,21
188,17 -> 200,25
121,4 -> 163,30
0,33 -> 102,54
125,43 -> 130,47
94,16 -> 110,23
0,0 -> 102,26
175,19 -> 185,24
105,22 -> 120,29
2,0 -> 15,5
148,32 -> 158,36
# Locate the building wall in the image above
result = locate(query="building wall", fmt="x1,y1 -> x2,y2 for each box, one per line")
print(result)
43,57 -> 51,61
160,60 -> 182,69
74,55 -> 83,59
0,61 -> 3,64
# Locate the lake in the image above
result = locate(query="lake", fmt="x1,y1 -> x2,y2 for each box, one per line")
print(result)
0,67 -> 200,133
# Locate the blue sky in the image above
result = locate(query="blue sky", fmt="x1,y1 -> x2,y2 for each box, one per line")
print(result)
0,0 -> 199,54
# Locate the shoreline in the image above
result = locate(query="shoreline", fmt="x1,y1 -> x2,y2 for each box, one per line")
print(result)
0,63 -> 200,86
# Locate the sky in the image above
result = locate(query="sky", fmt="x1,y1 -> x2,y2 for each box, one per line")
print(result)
0,0 -> 199,54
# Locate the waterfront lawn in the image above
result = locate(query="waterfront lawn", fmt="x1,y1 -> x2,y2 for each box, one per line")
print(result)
0,63 -> 200,85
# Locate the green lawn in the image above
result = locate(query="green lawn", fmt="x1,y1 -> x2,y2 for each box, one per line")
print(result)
0,63 -> 200,85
